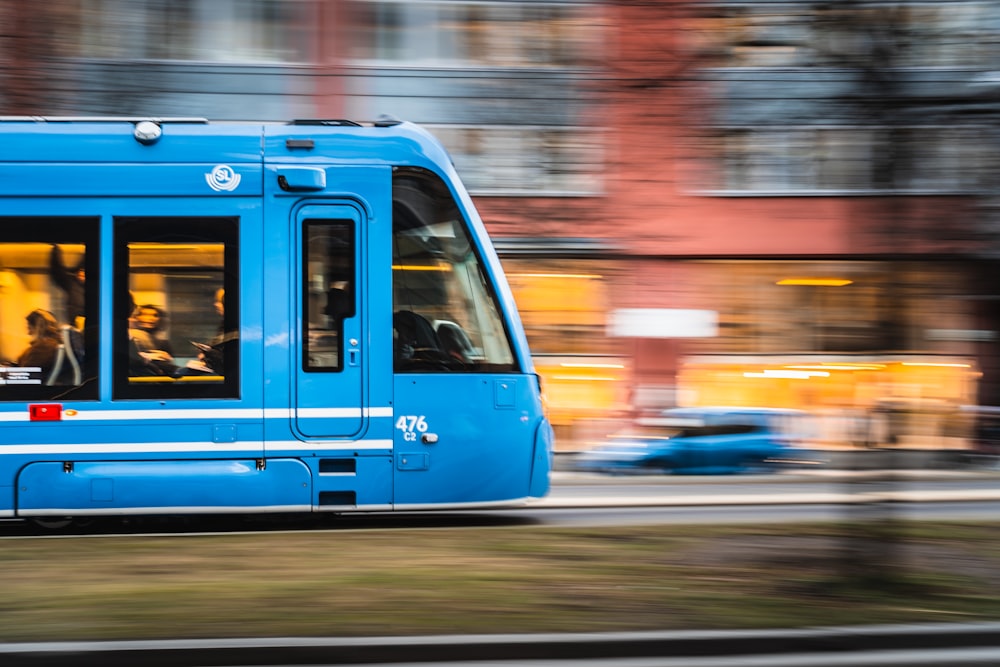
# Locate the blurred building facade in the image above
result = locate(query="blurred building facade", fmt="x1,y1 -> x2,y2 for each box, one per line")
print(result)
3,0 -> 999,449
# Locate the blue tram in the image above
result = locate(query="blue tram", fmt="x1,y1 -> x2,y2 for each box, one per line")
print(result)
0,117 -> 552,522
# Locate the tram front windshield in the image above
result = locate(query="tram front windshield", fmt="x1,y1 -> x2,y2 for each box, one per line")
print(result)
392,167 -> 516,373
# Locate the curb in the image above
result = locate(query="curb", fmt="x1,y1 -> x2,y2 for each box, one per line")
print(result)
551,448 -> 1000,476
3,623 -> 1000,666
532,488 -> 1000,508
549,468 -> 1000,485
542,469 -> 1000,508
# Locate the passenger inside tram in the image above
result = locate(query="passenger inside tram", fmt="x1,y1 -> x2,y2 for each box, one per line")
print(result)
0,222 -> 236,396
49,244 -> 86,331
182,288 -> 234,376
16,309 -> 63,378
126,237 -> 231,385
0,242 -> 86,388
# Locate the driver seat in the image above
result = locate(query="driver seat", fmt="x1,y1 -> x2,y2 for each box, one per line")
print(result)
393,310 -> 441,362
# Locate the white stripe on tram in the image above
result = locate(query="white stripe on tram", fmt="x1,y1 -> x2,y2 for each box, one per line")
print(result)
0,439 -> 395,455
0,407 -> 394,422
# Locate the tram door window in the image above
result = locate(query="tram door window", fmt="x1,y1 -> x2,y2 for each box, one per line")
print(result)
0,218 -> 98,400
114,217 -> 239,399
391,167 -> 517,373
303,221 -> 355,372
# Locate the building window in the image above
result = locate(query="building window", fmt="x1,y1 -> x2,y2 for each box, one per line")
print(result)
78,0 -> 313,63
343,2 -> 603,196
691,4 -> 815,68
347,0 -> 602,68
708,126 -> 997,194
432,125 -> 603,195
693,2 -> 1000,69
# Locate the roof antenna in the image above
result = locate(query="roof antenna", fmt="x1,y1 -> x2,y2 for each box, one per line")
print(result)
374,114 -> 402,127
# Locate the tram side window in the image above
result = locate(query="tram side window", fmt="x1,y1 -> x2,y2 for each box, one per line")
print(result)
392,167 -> 516,373
114,217 -> 239,399
0,218 -> 99,401
304,220 -> 355,372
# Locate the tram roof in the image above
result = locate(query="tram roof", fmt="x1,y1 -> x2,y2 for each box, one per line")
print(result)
0,116 -> 451,168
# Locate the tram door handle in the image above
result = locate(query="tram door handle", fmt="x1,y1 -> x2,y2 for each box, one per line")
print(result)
348,339 -> 359,367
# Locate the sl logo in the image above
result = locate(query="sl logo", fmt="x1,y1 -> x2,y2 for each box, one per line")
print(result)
205,165 -> 241,192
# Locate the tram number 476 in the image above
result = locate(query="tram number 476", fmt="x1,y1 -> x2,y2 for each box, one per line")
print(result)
396,415 -> 429,441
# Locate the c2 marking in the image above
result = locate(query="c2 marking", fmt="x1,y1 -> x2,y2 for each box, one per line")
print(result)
395,415 -> 429,442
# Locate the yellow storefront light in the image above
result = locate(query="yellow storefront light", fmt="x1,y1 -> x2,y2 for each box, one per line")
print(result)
900,362 -> 972,368
787,364 -> 885,371
508,272 -> 603,280
559,362 -> 626,369
743,369 -> 830,379
775,278 -> 853,287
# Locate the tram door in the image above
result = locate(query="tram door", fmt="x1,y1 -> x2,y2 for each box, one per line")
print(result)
294,203 -> 364,438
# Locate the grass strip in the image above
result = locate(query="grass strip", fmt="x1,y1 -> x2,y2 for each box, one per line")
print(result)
0,521 -> 998,642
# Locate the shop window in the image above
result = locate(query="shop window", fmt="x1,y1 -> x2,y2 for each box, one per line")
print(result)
504,261 -> 615,356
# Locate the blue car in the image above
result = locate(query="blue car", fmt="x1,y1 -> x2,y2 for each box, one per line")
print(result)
572,407 -> 806,475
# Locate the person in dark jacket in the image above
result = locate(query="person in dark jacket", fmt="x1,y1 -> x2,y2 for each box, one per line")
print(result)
49,244 -> 86,329
17,309 -> 62,379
